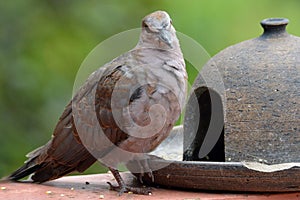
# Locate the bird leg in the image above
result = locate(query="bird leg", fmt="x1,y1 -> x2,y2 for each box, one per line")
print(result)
107,167 -> 152,195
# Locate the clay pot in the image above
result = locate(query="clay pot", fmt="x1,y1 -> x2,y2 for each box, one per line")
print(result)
184,18 -> 300,164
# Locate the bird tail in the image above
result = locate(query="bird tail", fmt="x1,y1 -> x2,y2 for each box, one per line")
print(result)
5,150 -> 96,183
4,143 -> 48,182
5,155 -> 43,182
6,158 -> 73,183
6,156 -> 73,183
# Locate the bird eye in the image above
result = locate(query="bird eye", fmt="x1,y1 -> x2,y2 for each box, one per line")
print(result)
142,21 -> 149,28
142,21 -> 151,33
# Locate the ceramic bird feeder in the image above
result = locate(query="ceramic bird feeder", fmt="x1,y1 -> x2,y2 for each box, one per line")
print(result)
128,18 -> 300,192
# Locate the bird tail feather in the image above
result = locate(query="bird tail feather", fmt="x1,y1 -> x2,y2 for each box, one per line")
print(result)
6,156 -> 42,182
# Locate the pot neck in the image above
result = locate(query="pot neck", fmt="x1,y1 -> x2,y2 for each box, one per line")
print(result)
260,18 -> 289,38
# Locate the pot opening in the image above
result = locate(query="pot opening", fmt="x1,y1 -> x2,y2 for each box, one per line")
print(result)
183,86 -> 225,162
262,18 -> 288,25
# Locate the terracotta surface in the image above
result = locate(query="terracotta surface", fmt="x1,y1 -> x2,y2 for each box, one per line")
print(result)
0,172 -> 299,200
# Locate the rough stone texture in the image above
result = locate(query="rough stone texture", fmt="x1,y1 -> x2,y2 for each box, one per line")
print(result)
185,18 -> 299,164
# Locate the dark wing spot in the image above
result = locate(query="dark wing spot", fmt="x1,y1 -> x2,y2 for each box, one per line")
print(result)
164,61 -> 179,70
170,65 -> 179,70
130,86 -> 143,102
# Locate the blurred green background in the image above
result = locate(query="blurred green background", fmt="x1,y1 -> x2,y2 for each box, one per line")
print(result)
1,0 -> 300,177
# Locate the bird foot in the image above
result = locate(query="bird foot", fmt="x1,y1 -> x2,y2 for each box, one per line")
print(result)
107,182 -> 152,195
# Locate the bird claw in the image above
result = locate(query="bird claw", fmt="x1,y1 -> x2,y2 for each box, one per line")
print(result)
107,181 -> 152,195
136,158 -> 155,183
138,170 -> 154,183
148,171 -> 155,183
107,182 -> 127,195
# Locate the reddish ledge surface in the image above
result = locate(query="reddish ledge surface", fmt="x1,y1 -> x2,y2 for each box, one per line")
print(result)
0,172 -> 299,200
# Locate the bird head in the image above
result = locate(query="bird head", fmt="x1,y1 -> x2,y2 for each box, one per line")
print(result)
138,11 -> 179,49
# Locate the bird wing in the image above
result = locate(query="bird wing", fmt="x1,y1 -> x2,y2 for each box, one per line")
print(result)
94,56 -> 183,155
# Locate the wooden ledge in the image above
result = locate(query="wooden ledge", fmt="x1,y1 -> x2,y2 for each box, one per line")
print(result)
1,172 -> 299,200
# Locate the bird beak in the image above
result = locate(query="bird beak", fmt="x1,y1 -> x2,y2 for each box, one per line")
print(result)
159,29 -> 173,48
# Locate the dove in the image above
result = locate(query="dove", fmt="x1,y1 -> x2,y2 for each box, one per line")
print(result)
6,10 -> 187,195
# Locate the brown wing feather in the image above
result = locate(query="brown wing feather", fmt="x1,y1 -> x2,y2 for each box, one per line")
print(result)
95,66 -> 130,146
8,62 -> 132,182
95,64 -> 182,155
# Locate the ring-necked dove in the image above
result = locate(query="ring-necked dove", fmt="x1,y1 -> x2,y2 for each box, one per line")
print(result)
6,10 -> 187,195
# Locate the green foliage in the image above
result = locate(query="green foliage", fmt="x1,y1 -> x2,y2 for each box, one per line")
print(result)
1,0 -> 300,177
